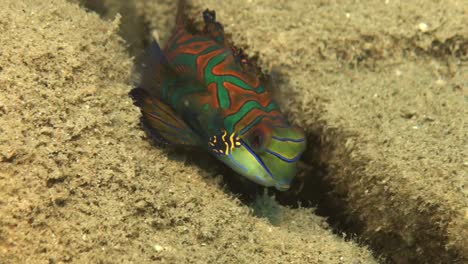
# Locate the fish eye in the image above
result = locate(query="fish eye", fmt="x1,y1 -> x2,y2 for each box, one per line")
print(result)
252,133 -> 263,148
249,129 -> 267,151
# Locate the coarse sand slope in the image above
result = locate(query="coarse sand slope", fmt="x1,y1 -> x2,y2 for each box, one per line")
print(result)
0,0 -> 379,263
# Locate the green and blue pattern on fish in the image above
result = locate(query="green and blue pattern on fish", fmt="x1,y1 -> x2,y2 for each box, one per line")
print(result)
130,0 -> 306,191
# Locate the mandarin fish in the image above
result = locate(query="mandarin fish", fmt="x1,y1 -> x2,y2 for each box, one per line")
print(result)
130,0 -> 306,191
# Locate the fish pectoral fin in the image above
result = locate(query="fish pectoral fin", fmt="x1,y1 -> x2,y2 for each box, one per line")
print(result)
133,38 -> 178,97
130,87 -> 200,146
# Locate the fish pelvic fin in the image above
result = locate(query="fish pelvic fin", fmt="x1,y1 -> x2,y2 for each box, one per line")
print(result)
130,87 -> 200,146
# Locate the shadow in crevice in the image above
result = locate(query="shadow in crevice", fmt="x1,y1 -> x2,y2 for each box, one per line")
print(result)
274,130 -> 361,235
78,0 -> 150,58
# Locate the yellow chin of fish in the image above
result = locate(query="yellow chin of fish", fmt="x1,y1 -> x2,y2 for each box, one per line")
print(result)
217,144 -> 300,191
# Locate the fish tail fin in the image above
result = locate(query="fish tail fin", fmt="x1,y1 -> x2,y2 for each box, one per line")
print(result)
175,0 -> 187,30
129,87 -> 200,146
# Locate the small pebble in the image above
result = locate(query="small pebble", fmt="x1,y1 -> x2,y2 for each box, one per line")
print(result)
154,245 -> 164,252
418,22 -> 429,32
435,79 -> 446,86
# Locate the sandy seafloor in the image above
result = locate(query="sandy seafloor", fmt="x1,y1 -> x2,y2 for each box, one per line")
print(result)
0,0 -> 466,263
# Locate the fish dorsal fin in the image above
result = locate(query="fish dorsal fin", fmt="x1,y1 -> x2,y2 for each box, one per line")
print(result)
202,8 -> 225,44
129,87 -> 200,146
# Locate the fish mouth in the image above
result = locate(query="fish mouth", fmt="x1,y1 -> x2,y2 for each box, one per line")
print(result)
225,146 -> 293,191
274,183 -> 290,191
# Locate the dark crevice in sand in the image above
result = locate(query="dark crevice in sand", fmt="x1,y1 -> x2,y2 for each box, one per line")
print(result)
302,130 -> 464,264
275,132 -> 351,229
